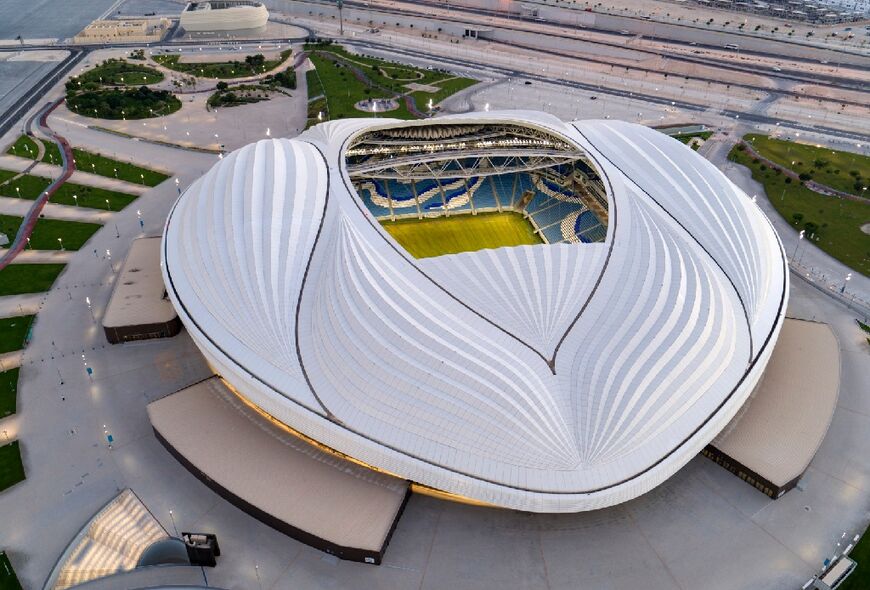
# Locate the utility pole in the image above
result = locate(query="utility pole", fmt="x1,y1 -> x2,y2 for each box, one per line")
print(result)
338,0 -> 344,36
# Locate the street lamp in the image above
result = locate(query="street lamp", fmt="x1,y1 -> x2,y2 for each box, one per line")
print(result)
792,229 -> 804,261
73,194 -> 78,206
85,296 -> 95,322
841,273 -> 851,294
57,237 -> 64,251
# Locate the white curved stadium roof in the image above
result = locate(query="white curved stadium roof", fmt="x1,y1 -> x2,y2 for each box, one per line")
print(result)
162,111 -> 788,512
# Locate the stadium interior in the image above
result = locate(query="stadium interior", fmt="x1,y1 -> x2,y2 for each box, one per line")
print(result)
346,122 -> 609,257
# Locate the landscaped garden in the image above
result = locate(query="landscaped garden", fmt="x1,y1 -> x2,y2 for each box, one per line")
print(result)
729,144 -> 870,276
0,216 -> 101,251
671,130 -> 713,149
303,42 -> 476,125
0,264 -> 65,296
0,316 -> 33,355
208,83 -> 272,109
744,133 -> 869,196
5,135 -> 63,165
0,441 -> 25,493
0,368 -> 17,418
0,172 -> 137,210
153,49 -> 293,79
70,58 -> 164,87
6,136 -> 169,186
66,85 -> 182,120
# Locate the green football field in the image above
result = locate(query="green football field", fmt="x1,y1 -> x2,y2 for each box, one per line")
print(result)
381,212 -> 543,258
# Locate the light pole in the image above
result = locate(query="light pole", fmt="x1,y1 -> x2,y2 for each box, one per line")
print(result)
841,273 -> 851,294
792,229 -> 804,261
85,296 -> 95,322
73,194 -> 78,206
338,0 -> 344,36
57,237 -> 64,251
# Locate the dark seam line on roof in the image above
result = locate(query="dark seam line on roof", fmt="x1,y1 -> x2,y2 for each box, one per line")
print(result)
575,126 -> 756,365
335,125 -> 555,372
162,126 -> 787,497
549,124 -> 618,368
295,141 -> 337,419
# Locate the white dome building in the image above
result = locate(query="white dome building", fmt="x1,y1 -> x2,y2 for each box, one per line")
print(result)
179,1 -> 268,32
161,111 -> 788,513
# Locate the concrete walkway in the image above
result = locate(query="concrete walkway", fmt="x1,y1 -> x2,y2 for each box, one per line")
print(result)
0,293 -> 46,317
8,249 -> 74,264
0,196 -> 112,223
0,350 -> 23,371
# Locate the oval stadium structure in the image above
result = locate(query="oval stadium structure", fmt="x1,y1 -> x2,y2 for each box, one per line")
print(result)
161,111 -> 788,513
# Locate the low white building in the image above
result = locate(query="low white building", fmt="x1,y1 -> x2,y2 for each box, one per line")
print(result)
179,1 -> 269,32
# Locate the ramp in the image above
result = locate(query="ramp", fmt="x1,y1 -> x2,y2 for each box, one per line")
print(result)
147,377 -> 410,564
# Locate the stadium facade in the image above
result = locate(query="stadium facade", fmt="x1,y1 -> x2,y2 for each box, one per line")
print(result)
161,111 -> 788,513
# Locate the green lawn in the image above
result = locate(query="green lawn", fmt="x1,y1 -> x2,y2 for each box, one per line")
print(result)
72,148 -> 168,186
0,551 -> 23,590
71,58 -> 164,86
0,368 -> 18,418
840,528 -> 870,590
0,442 -> 25,493
0,215 -> 101,251
0,172 -> 136,210
382,212 -> 543,258
0,264 -> 65,296
307,52 -> 414,121
744,133 -> 869,196
304,44 -> 476,124
729,145 -> 870,277
0,315 -> 33,354
5,136 -> 167,185
153,49 -> 293,79
426,77 -> 479,106
67,87 -> 182,120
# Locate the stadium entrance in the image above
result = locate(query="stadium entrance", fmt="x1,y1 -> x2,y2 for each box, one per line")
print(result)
345,121 -> 608,258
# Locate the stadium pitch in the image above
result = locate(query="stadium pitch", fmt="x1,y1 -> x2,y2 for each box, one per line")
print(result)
381,211 -> 543,258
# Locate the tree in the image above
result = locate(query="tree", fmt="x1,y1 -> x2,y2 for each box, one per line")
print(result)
216,81 -> 229,91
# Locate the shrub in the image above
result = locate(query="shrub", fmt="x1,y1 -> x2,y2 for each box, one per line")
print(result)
799,172 -> 812,181
216,81 -> 229,91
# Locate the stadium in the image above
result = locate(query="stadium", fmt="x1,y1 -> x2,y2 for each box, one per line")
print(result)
161,111 -> 789,513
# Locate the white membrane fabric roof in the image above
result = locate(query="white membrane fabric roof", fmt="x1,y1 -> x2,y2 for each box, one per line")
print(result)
162,111 -> 788,512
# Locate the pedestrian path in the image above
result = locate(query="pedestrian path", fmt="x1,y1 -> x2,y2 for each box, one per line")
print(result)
0,196 -> 112,223
9,250 -> 74,264
0,293 -> 45,317
0,350 -> 23,371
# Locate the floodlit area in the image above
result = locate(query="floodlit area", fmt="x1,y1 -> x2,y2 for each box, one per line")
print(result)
0,0 -> 868,589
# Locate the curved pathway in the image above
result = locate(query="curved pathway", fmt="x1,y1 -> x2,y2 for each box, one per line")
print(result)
0,100 -> 76,271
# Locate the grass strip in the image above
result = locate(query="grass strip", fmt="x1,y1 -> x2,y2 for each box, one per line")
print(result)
0,315 -> 34,354
0,368 -> 18,418
0,264 -> 65,296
